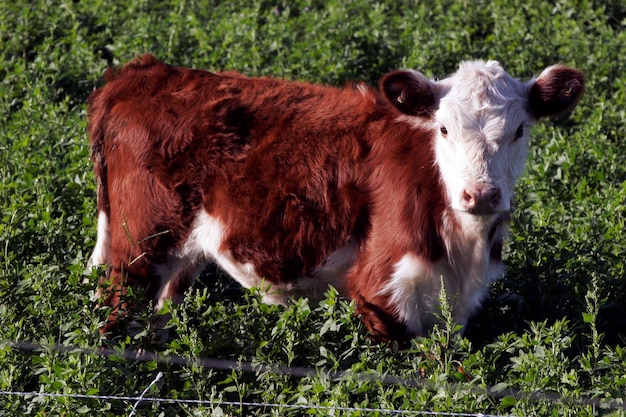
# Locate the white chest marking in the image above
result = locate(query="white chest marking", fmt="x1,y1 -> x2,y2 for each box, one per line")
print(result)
382,214 -> 504,336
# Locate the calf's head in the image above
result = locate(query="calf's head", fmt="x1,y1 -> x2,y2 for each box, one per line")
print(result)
382,61 -> 585,217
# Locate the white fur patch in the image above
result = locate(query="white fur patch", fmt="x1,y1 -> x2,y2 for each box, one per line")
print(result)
381,212 -> 505,337
382,254 -> 437,336
434,60 -> 533,214
154,210 -> 265,308
155,210 -> 357,308
179,211 -> 258,286
86,210 -> 110,271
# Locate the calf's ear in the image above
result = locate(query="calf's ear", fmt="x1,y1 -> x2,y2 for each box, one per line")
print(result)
528,65 -> 585,119
380,70 -> 438,117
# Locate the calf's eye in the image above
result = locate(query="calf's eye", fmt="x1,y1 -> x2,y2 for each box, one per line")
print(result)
440,126 -> 448,136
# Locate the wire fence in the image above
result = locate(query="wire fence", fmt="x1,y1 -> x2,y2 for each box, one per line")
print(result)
2,339 -> 625,416
0,388 -> 514,417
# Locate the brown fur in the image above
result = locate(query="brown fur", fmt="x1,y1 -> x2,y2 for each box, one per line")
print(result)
88,55 -> 584,343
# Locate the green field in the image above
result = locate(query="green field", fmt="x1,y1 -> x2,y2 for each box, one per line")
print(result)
1,0 -> 626,415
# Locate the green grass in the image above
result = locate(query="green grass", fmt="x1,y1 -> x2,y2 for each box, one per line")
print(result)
1,0 -> 626,415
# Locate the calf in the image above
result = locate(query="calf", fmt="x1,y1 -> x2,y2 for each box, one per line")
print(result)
87,55 -> 584,343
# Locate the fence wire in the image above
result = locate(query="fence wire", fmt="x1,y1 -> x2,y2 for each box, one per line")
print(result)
0,389 -> 516,417
2,339 -> 625,415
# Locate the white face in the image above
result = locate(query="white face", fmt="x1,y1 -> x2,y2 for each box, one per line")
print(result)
433,61 -> 534,216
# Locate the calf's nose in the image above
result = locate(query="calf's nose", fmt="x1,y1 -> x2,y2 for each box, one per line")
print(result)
462,185 -> 501,214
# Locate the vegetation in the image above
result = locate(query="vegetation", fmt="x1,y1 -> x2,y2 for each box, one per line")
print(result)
1,0 -> 626,415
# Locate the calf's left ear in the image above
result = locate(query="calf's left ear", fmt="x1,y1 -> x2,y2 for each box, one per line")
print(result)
380,70 -> 438,117
528,65 -> 585,119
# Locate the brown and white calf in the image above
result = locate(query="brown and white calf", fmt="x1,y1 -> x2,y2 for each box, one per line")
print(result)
87,54 -> 584,343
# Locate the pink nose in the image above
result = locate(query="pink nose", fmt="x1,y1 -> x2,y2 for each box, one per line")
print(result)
462,185 -> 501,214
